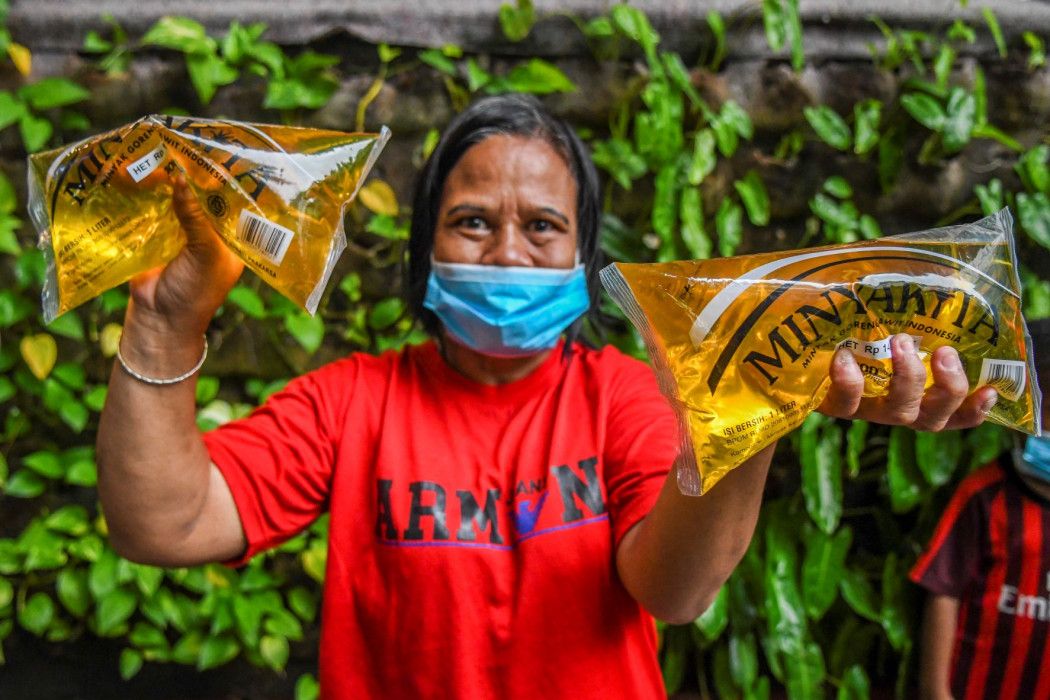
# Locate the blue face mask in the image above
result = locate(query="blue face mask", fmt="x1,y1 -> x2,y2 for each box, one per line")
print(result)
423,260 -> 591,357
1019,434 -> 1050,483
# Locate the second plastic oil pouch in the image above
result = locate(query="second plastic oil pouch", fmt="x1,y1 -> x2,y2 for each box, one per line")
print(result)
27,115 -> 389,322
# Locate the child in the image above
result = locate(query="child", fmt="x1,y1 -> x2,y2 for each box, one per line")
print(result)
911,318 -> 1050,699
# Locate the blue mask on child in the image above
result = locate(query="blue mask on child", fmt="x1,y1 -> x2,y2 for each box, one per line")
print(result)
1020,435 -> 1050,483
423,260 -> 590,357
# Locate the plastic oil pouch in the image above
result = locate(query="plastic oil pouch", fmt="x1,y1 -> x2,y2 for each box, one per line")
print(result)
600,209 -> 1041,495
27,115 -> 390,322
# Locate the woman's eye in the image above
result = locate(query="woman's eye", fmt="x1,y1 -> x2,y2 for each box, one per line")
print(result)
532,220 -> 554,233
458,216 -> 487,230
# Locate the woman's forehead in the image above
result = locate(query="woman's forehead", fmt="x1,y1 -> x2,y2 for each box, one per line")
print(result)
444,135 -> 576,197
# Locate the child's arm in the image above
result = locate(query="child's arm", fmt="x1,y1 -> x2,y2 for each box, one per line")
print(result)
919,594 -> 960,700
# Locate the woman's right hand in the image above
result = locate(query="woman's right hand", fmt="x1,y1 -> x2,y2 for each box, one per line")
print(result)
127,174 -> 244,338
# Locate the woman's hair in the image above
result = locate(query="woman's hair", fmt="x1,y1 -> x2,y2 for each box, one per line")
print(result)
406,94 -> 603,346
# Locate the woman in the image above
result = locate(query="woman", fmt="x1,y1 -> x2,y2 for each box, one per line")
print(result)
96,95 -> 995,698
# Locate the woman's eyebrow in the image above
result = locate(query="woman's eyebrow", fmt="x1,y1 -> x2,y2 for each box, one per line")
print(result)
446,204 -> 486,217
539,207 -> 570,226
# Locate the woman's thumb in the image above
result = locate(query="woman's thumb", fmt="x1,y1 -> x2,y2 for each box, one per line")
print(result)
171,174 -> 223,252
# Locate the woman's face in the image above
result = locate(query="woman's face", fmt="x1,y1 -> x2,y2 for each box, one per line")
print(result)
432,135 -> 578,269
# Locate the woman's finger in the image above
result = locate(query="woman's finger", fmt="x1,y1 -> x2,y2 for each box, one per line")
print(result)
911,346 -> 971,431
883,334 -> 926,424
818,347 -> 865,418
943,386 -> 999,431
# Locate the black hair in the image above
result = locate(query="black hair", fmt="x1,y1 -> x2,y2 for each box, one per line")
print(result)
406,94 -> 603,348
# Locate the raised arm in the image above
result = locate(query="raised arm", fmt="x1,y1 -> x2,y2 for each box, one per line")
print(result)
96,176 -> 247,567
617,336 -> 994,624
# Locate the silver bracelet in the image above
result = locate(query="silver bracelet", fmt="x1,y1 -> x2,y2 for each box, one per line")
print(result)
116,335 -> 208,386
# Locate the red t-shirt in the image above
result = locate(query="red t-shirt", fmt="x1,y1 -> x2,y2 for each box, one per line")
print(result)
203,340 -> 679,699
910,460 -> 1050,700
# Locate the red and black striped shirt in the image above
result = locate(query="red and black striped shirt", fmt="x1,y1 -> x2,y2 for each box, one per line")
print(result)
910,460 -> 1050,700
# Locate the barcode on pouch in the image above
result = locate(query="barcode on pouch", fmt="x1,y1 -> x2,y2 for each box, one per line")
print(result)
236,210 -> 293,265
978,358 -> 1026,402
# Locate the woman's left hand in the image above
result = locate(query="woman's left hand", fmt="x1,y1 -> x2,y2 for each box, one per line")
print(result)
818,333 -> 997,432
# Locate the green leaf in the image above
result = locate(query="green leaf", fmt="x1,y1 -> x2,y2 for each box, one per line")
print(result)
65,457 -> 97,487
611,4 -> 660,61
18,78 -> 90,110
141,17 -> 213,54
762,0 -> 787,50
720,100 -> 753,139
733,171 -> 770,227
57,568 -> 91,617
284,313 -> 325,353
264,608 -> 303,641
83,30 -> 113,53
687,129 -> 716,186
120,648 -> 143,680
23,451 -> 63,479
368,297 -> 404,330
89,550 -> 119,599
0,91 -> 24,131
800,415 -> 843,533
19,592 -> 55,635
1024,31 -> 1046,70
845,419 -> 868,476
186,51 -> 239,104
784,641 -> 826,699
1017,192 -> 1050,250
729,631 -> 759,689
260,634 -> 290,671
764,520 -> 804,645
837,664 -> 870,699
887,427 -> 923,512
5,469 -> 44,498
651,163 -> 678,243
227,285 -> 266,319
880,554 -> 908,650
418,49 -> 458,76
465,58 -> 491,93
19,113 -> 52,152
853,99 -> 881,155
498,59 -> 575,95
46,504 -> 89,535
811,193 -> 859,231
198,634 -> 240,670
52,362 -> 86,389
1016,145 -> 1050,194
716,199 -> 743,257
901,93 -> 946,131
96,587 -> 137,636
942,87 -> 976,152
59,399 -> 89,433
975,178 -> 1004,216
661,51 -> 703,107
288,587 -> 317,623
660,626 -> 687,694
933,44 -> 956,89
706,11 -> 727,70
680,187 -> 710,260
973,123 -> 1022,152
819,181 -> 852,206
498,0 -> 535,42
804,106 -> 851,150
295,673 -> 320,700
693,584 -> 728,640
592,138 -> 647,190
915,431 -> 962,486
840,569 -> 880,622
802,527 -> 852,619
129,621 -> 167,649
982,7 -> 1007,58
0,577 -> 12,609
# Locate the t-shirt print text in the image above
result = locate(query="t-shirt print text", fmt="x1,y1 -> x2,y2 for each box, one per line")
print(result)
374,456 -> 608,550
997,572 -> 1050,621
